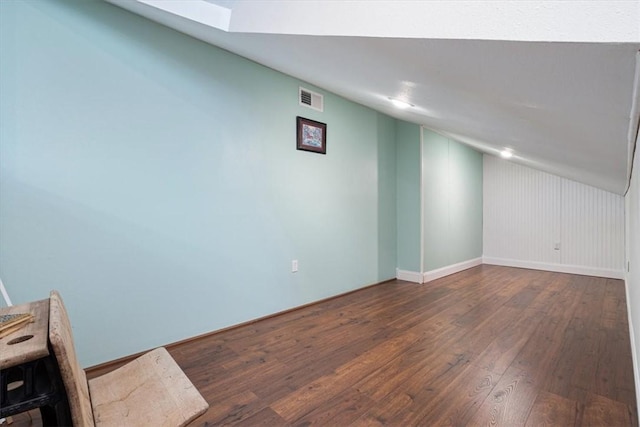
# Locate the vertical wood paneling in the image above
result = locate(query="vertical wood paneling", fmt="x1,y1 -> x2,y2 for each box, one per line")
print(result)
561,180 -> 624,269
483,155 -> 561,264
483,155 -> 624,273
625,143 -> 640,415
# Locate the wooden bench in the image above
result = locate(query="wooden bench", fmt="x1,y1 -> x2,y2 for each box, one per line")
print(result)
48,290 -> 209,426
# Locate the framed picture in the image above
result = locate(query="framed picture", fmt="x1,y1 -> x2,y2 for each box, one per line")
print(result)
297,116 -> 326,154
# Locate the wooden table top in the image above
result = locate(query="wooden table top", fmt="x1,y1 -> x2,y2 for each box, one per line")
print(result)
0,299 -> 50,370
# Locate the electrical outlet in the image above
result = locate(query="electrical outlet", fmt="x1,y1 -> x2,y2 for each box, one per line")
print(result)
292,260 -> 298,273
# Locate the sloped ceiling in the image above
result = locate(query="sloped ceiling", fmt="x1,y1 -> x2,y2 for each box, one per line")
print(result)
107,0 -> 640,195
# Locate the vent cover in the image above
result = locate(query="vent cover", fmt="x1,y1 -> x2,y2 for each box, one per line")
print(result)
299,87 -> 323,112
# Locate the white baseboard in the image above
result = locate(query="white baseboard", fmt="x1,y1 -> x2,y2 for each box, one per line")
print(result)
396,258 -> 483,284
396,268 -> 423,283
399,257 -> 624,282
482,257 -> 625,279
422,257 -> 483,283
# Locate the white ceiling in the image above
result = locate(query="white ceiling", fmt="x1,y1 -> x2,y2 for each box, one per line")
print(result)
108,0 -> 640,195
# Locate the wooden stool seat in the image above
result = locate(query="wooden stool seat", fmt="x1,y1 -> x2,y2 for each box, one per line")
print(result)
48,290 -> 208,426
89,347 -> 207,427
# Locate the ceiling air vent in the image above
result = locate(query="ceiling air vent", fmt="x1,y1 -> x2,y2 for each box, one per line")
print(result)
299,87 -> 323,112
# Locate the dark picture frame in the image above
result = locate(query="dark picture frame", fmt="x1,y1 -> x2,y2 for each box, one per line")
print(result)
296,116 -> 327,154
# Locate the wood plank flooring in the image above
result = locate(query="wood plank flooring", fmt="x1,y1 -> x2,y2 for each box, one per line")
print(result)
10,265 -> 638,426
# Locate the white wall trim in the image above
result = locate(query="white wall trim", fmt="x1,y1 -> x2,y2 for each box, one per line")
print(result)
396,268 -> 423,284
396,258 -> 483,284
625,278 -> 640,418
483,257 -> 625,279
0,278 -> 12,306
400,259 -> 625,282
419,127 -> 425,277
423,257 -> 483,283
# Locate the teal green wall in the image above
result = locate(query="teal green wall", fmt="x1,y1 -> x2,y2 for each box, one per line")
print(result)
377,115 -> 398,279
422,128 -> 483,271
0,0 -> 398,366
396,126 -> 483,275
422,130 -> 450,270
395,121 -> 422,272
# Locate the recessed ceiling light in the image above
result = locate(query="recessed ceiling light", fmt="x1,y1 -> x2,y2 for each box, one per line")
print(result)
389,98 -> 413,109
500,149 -> 513,159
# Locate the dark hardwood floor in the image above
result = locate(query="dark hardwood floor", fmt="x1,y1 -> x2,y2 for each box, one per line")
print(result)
10,265 -> 638,426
